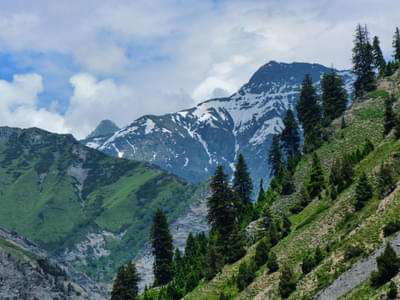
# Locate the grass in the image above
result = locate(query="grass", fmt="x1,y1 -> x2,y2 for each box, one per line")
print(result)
184,72 -> 400,299
0,128 -> 198,282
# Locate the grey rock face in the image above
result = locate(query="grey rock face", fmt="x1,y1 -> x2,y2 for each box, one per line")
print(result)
86,120 -> 120,139
83,62 -> 353,189
314,232 -> 400,300
0,227 -> 109,299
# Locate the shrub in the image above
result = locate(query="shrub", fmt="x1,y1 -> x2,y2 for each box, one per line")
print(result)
383,221 -> 400,237
388,280 -> 398,299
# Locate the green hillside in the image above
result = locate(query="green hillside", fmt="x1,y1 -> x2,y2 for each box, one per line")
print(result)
0,127 -> 198,282
182,71 -> 400,299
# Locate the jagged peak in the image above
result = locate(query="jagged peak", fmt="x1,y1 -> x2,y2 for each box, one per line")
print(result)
86,119 -> 120,139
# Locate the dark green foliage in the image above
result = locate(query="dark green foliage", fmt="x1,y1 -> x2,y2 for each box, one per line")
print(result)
219,292 -> 231,300
257,179 -> 265,203
268,134 -> 282,176
281,215 -> 291,238
341,116 -> 346,129
377,162 -> 396,197
347,138 -> 374,164
280,109 -> 300,157
344,244 -> 364,261
262,205 -> 273,230
279,264 -> 297,299
297,74 -> 322,152
233,153 -> 253,205
307,152 -> 324,199
207,166 -> 236,245
321,70 -> 348,125
393,27 -> 400,62
354,172 -> 373,210
371,243 -> 400,286
384,94 -> 396,135
255,238 -> 270,268
383,221 -> 400,237
395,115 -> 400,139
314,246 -> 324,264
329,155 -> 354,194
300,183 -> 311,208
237,260 -> 256,291
388,280 -> 398,299
372,36 -> 386,76
352,24 -> 376,98
268,219 -> 280,247
267,251 -> 279,273
111,262 -> 140,300
151,209 -> 174,286
281,169 -> 295,195
37,258 -> 66,278
301,254 -> 315,274
227,225 -> 246,263
185,232 -> 196,262
203,236 -> 223,280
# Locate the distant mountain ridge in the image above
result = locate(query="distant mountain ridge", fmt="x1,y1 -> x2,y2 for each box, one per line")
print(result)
0,126 -> 198,282
86,119 -> 119,139
83,61 -> 353,187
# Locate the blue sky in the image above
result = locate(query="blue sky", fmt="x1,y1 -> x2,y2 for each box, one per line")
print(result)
0,0 -> 398,139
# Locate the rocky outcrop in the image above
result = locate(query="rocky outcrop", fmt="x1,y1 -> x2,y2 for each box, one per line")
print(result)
0,227 -> 109,299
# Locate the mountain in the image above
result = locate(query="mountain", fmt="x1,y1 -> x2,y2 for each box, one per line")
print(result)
0,226 -> 108,299
86,119 -> 120,139
82,61 -> 353,188
0,126 -> 198,282
182,70 -> 400,299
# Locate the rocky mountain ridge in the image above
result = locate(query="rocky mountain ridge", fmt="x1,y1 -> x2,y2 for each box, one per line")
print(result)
83,61 -> 353,188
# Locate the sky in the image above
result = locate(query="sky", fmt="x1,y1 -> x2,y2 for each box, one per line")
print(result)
0,0 -> 398,139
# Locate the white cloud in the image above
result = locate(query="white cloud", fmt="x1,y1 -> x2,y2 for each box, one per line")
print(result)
0,73 -> 68,134
0,0 -> 399,138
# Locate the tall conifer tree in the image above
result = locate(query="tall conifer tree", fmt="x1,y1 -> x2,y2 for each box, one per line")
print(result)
321,70 -> 348,125
393,27 -> 400,62
352,24 -> 376,98
372,36 -> 386,76
151,209 -> 174,286
233,153 -> 253,205
111,262 -> 141,300
268,134 -> 282,176
280,109 -> 300,158
307,152 -> 324,199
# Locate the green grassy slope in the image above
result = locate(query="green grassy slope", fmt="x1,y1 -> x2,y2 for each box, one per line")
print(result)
184,71 -> 400,299
0,127 -> 198,281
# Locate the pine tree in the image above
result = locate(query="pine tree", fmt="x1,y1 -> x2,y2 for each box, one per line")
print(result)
255,238 -> 270,268
227,224 -> 246,263
354,172 -> 373,210
393,27 -> 400,62
388,280 -> 398,299
281,215 -> 291,238
203,236 -> 222,280
321,70 -> 348,125
372,36 -> 386,76
301,254 -> 315,274
233,153 -> 253,205
207,166 -> 236,238
267,251 -> 279,273
151,209 -> 174,286
262,204 -> 273,230
307,152 -> 325,199
377,162 -> 395,197
256,179 -> 265,203
341,116 -> 346,129
314,246 -> 324,264
268,134 -> 282,176
279,264 -> 297,299
111,262 -> 141,300
281,169 -> 295,195
371,243 -> 400,286
352,24 -> 376,98
185,232 -> 196,263
384,94 -> 396,135
280,109 -> 300,157
297,74 -> 322,137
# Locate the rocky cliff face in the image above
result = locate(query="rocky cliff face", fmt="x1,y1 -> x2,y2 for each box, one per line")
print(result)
83,61 -> 353,188
0,226 -> 109,299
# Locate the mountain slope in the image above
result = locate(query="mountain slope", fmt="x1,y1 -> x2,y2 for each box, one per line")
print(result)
183,70 -> 400,299
82,61 -> 353,187
0,226 -> 108,299
0,127 -> 198,282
